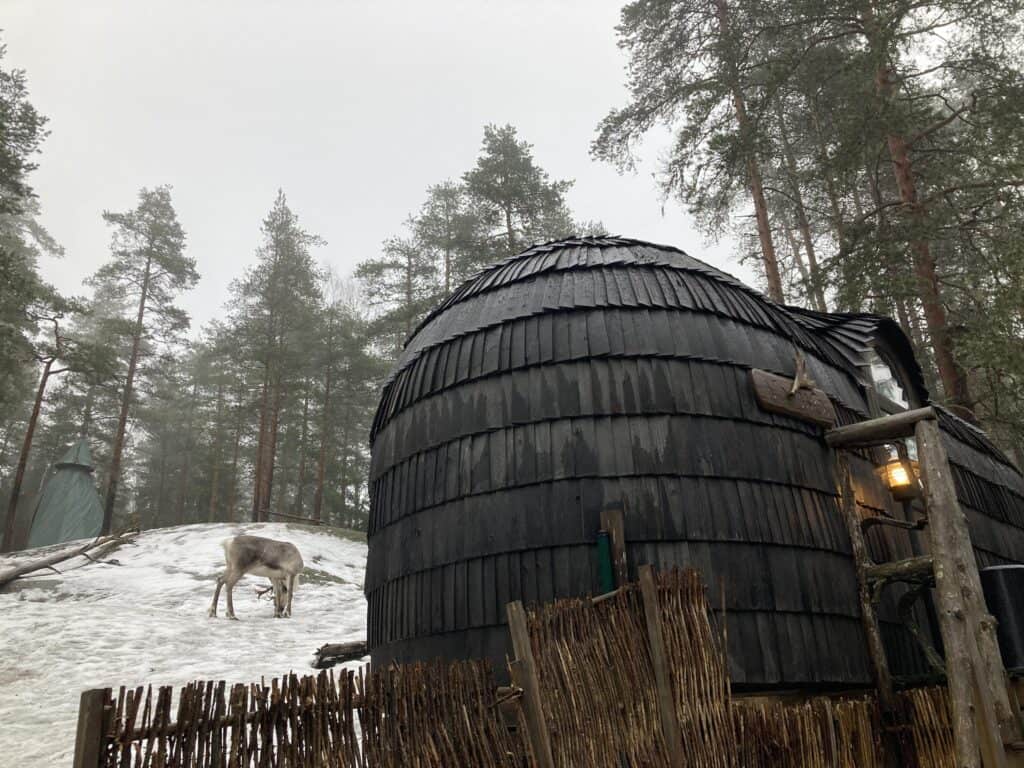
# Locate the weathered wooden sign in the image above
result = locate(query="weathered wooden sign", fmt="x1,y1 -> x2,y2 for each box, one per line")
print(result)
750,367 -> 837,427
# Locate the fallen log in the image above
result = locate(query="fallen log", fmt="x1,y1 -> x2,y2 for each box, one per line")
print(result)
0,529 -> 138,590
312,640 -> 368,669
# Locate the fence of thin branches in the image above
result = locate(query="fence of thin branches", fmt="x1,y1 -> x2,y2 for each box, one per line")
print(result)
521,567 -> 954,768
75,568 -> 959,768
84,661 -> 522,768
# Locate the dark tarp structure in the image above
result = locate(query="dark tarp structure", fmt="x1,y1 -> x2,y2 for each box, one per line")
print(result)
365,236 -> 1024,691
27,439 -> 104,549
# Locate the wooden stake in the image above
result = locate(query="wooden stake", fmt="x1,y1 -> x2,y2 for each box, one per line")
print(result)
506,600 -> 555,768
917,419 -> 1016,767
73,688 -> 110,768
638,564 -> 685,767
600,503 -> 628,587
836,455 -> 897,714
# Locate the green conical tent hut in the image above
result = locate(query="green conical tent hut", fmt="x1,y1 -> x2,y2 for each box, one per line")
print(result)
27,439 -> 104,548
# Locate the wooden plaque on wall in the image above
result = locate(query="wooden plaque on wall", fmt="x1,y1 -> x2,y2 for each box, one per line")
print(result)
750,368 -> 837,428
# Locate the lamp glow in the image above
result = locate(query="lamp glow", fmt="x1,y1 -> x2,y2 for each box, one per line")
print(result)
880,458 -> 918,500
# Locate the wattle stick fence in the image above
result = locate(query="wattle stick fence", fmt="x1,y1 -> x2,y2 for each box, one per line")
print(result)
73,568 -> 959,768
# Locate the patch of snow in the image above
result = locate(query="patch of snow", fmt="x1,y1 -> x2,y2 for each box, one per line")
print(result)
0,522 -> 368,767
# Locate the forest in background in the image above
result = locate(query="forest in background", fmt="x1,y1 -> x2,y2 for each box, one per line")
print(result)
2,0 -> 1024,549
0,46 -> 590,547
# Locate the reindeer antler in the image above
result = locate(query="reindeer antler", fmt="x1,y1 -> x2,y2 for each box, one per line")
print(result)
789,350 -> 817,395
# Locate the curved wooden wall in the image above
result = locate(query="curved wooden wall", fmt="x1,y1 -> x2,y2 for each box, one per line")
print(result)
366,237 -> 1024,689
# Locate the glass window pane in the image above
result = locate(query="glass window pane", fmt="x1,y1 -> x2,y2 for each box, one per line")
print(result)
866,349 -> 909,409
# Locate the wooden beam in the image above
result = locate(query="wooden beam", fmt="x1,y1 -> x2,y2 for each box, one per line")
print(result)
638,564 -> 685,767
750,368 -> 837,427
861,515 -> 925,533
836,455 -> 897,714
916,419 -> 1016,766
825,407 -> 935,448
73,688 -> 110,768
864,555 -> 934,586
506,601 -> 555,768
600,503 -> 628,588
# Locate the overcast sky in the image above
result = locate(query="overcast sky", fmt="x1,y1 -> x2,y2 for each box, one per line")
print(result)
4,0 -> 749,331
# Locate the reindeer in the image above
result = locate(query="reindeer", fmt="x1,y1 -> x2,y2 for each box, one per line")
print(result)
208,535 -> 304,619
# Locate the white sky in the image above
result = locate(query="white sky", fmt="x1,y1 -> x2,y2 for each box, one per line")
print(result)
4,0 -> 750,331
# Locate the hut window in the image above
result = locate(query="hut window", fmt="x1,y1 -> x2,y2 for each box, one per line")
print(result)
866,348 -> 910,410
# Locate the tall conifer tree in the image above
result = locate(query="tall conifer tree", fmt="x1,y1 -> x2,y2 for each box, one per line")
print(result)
92,186 -> 196,533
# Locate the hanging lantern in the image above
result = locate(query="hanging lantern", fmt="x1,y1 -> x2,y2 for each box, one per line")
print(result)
879,458 -> 919,501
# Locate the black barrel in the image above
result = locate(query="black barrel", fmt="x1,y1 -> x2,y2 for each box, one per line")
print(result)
981,564 -> 1024,673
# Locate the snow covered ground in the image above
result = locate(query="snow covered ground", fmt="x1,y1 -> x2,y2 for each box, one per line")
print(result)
0,522 -> 368,767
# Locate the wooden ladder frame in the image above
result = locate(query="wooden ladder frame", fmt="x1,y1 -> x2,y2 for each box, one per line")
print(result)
826,406 -> 1023,767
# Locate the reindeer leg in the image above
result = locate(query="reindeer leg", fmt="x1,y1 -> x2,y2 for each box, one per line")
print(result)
285,574 -> 296,618
225,575 -> 240,620
209,575 -> 224,617
272,579 -> 283,618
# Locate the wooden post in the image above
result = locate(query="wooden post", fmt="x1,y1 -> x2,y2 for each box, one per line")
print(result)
916,419 -> 1017,767
506,601 -> 555,768
600,503 -> 628,587
836,454 -> 897,714
73,688 -> 110,768
638,564 -> 685,767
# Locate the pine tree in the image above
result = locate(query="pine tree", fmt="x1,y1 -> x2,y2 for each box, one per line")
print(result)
413,181 -> 487,292
91,186 -> 197,533
0,40 -> 48,217
592,0 -> 785,301
311,274 -> 384,528
463,124 -> 575,259
355,234 -> 438,358
229,191 -> 323,522
594,0 -> 1024,426
0,38 -> 57,473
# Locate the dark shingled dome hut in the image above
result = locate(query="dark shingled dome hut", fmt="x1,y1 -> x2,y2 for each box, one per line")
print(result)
366,236 -> 1024,690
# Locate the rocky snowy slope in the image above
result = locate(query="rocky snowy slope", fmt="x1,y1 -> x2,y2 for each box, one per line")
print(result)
0,522 -> 367,768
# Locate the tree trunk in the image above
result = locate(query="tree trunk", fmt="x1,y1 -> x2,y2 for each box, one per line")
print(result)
0,420 -> 12,471
103,254 -> 153,535
252,365 -> 270,521
776,101 -> 826,311
784,226 -> 812,298
80,386 -> 95,437
313,367 -> 332,523
712,0 -> 784,303
810,101 -> 846,245
3,359 -> 54,551
874,64 -> 972,413
227,392 -> 243,522
0,424 -> 11,478
293,382 -> 311,515
338,415 -> 350,526
155,433 -> 169,529
258,375 -> 283,522
208,383 -> 225,523
504,207 -> 516,255
908,300 -> 941,398
174,379 -> 198,525
894,296 -> 913,339
404,249 -> 414,340
444,244 -> 452,294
